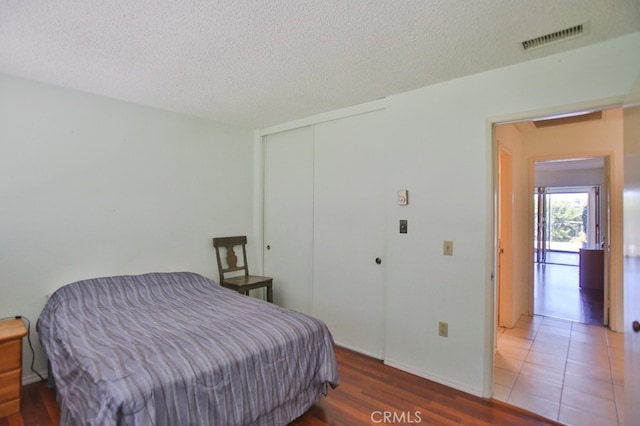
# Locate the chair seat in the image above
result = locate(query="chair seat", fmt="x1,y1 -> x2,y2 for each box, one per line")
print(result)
220,275 -> 273,302
221,275 -> 272,291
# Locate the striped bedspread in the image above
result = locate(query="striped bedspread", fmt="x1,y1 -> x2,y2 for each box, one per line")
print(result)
37,272 -> 339,425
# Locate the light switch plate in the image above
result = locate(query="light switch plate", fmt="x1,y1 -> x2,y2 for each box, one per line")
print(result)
399,219 -> 407,234
398,189 -> 408,205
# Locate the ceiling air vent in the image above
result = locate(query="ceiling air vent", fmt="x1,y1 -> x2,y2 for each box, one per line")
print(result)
522,24 -> 584,51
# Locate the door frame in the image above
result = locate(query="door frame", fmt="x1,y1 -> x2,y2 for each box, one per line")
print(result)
489,99 -> 624,398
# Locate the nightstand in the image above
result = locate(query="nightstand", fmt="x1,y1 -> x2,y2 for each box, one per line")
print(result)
0,319 -> 27,418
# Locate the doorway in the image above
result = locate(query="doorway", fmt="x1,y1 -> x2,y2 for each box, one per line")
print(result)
492,107 -> 623,422
533,179 -> 606,326
494,106 -> 622,329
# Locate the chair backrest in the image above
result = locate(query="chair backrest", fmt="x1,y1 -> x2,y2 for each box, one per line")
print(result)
212,236 -> 250,282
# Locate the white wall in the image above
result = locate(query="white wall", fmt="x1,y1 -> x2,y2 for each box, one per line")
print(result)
0,73 -> 255,379
378,33 -> 640,396
535,167 -> 604,187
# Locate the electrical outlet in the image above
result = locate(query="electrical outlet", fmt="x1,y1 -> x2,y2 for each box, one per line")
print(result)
443,240 -> 453,256
438,321 -> 448,337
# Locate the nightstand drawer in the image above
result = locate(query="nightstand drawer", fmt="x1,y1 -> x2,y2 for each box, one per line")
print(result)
0,340 -> 21,373
0,369 -> 20,404
0,398 -> 20,418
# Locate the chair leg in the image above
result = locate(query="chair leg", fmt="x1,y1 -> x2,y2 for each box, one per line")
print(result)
266,285 -> 273,303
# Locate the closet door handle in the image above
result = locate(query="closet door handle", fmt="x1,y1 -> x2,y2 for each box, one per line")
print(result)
375,257 -> 382,265
633,320 -> 640,333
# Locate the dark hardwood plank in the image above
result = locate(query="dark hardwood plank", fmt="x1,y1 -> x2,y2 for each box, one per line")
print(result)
1,413 -> 23,426
39,383 -> 60,426
534,261 -> 604,326
293,347 -> 559,425
6,377 -> 57,426
4,347 -> 558,425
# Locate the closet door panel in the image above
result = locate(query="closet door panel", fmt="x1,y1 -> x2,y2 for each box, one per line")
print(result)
313,111 -> 386,358
263,126 -> 314,315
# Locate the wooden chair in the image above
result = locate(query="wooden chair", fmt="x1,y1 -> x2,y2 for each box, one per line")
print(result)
212,235 -> 273,302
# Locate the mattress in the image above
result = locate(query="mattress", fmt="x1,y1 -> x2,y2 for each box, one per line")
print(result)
37,272 -> 339,425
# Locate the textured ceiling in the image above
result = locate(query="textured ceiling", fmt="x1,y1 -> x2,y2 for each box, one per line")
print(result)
1,1 -> 639,128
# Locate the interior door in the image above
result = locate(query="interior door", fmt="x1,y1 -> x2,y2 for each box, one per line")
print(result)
623,77 -> 640,425
312,110 -> 386,359
498,148 -> 514,327
263,126 -> 314,315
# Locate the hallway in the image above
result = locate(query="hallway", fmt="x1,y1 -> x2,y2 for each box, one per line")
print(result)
493,250 -> 619,424
533,251 -> 604,326
494,105 -> 625,424
494,315 -> 624,425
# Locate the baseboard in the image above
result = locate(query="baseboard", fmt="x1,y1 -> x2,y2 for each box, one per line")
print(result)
334,342 -> 383,360
383,358 -> 483,398
22,370 -> 48,386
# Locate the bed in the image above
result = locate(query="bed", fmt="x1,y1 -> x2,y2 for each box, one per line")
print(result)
37,272 -> 339,425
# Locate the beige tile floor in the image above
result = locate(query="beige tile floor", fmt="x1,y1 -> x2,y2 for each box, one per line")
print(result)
494,315 -> 624,425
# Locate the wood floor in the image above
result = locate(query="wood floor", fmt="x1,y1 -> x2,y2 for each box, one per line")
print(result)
534,260 -> 604,326
2,347 -> 558,425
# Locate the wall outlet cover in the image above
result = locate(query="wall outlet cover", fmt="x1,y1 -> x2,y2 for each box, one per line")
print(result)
438,321 -> 448,337
443,240 -> 453,256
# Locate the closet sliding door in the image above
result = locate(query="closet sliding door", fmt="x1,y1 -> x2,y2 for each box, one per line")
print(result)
263,126 -> 314,315
313,110 -> 386,359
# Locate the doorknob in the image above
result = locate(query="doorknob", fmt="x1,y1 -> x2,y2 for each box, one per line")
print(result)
375,258 -> 382,265
266,245 -> 271,250
633,320 -> 640,333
